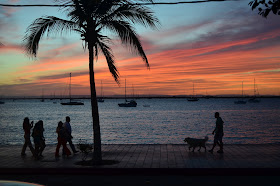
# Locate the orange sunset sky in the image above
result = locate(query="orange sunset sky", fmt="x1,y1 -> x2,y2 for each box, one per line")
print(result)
0,0 -> 280,97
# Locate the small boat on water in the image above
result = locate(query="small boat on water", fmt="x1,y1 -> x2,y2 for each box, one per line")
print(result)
248,78 -> 261,103
61,101 -> 84,105
0,101 -> 4,104
118,79 -> 137,107
97,80 -> 104,103
234,100 -> 246,104
61,73 -> 84,106
187,97 -> 199,102
40,89 -> 45,102
234,81 -> 246,104
248,97 -> 260,103
188,83 -> 199,102
118,100 -> 137,107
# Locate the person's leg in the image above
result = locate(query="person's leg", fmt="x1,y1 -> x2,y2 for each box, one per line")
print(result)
39,140 -> 46,156
209,137 -> 218,152
68,139 -> 78,153
21,136 -> 27,155
62,141 -> 66,155
217,138 -> 223,153
62,140 -> 71,156
26,137 -> 36,156
209,142 -> 216,152
220,134 -> 224,150
34,143 -> 40,158
220,141 -> 223,150
55,138 -> 62,157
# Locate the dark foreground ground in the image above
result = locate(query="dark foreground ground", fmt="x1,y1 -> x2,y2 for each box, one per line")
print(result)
0,144 -> 280,185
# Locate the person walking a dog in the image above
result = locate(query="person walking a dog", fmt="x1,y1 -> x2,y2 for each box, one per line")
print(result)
63,116 -> 79,154
209,112 -> 224,153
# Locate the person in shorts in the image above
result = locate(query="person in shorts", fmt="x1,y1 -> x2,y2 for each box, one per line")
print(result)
21,117 -> 36,157
209,112 -> 224,153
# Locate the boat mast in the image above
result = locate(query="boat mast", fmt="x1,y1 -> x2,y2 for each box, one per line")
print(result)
254,78 -> 256,97
132,84 -> 134,99
125,79 -> 127,102
41,89 -> 44,101
69,73 -> 71,101
100,80 -> 103,99
242,81 -> 243,99
193,83 -> 195,97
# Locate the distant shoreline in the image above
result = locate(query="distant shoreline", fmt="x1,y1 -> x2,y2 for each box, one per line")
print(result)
1,95 -> 280,100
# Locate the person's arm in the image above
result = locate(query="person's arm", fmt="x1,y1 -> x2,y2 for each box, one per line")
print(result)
212,120 -> 218,134
69,124 -> 72,134
212,126 -> 217,134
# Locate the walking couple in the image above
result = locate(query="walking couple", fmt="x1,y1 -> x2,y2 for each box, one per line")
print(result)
55,116 -> 79,157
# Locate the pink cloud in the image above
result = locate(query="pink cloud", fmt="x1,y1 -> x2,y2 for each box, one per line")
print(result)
0,43 -> 23,53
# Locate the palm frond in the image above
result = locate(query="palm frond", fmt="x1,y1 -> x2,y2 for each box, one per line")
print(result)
23,16 -> 78,57
104,20 -> 149,68
67,0 -> 87,23
89,0 -> 122,21
103,3 -> 159,28
96,38 -> 120,84
94,43 -> 99,62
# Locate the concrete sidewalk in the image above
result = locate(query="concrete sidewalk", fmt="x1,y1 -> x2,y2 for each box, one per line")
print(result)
1,144 -> 280,168
0,144 -> 280,185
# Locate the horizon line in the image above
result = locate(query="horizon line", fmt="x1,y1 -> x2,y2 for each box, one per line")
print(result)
1,95 -> 279,99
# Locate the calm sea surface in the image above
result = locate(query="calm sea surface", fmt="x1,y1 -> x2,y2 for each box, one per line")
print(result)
0,98 -> 279,145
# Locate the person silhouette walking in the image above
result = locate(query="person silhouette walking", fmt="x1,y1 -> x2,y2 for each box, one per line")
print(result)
209,112 -> 224,153
63,116 -> 79,154
21,117 -> 36,157
55,121 -> 71,157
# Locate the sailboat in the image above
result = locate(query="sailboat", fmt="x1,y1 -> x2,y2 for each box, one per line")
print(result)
40,89 -> 45,102
205,90 -> 213,99
187,83 -> 199,101
248,78 -> 261,103
118,79 -> 137,107
53,92 -> 57,104
61,73 -> 84,105
97,80 -> 104,103
234,81 -> 246,104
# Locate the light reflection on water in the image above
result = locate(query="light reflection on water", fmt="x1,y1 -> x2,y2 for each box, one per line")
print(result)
0,98 -> 279,145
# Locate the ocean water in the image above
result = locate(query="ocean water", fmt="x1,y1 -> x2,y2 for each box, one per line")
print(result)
0,98 -> 279,145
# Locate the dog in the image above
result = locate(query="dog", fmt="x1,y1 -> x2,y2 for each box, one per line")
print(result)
184,136 -> 208,152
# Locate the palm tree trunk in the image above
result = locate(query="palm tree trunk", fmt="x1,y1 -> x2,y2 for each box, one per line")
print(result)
88,42 -> 102,163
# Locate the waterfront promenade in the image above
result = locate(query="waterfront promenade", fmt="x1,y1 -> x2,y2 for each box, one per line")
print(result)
1,144 -> 280,169
0,144 -> 280,185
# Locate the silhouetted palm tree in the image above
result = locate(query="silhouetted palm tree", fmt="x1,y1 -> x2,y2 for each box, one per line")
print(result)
23,0 -> 159,163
